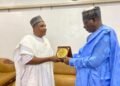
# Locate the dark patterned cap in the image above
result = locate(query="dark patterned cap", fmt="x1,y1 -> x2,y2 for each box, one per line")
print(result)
82,6 -> 101,20
30,15 -> 43,27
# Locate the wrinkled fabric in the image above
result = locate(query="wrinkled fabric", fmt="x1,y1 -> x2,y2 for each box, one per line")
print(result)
14,35 -> 54,86
69,25 -> 120,86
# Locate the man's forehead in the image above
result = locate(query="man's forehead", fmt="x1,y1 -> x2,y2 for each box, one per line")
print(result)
38,21 -> 46,25
83,19 -> 91,23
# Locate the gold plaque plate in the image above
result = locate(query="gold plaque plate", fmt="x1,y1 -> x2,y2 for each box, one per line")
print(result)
56,46 -> 72,58
57,48 -> 68,58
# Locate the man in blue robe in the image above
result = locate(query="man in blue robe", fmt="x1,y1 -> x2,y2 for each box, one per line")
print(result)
63,6 -> 120,86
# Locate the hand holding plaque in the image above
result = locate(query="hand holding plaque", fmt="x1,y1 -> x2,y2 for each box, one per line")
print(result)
56,46 -> 72,58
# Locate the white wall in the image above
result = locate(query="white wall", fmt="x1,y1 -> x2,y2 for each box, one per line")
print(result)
0,3 -> 120,60
0,0 -> 91,6
97,3 -> 120,39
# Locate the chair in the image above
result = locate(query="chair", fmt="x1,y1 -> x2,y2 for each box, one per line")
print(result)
0,58 -> 15,86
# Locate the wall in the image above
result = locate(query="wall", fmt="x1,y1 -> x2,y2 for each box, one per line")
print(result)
0,2 -> 120,59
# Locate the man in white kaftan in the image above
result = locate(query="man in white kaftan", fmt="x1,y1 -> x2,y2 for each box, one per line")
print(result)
14,15 -> 60,86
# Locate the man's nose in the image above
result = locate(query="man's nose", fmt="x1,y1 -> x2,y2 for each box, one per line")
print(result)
43,28 -> 47,31
43,26 -> 46,30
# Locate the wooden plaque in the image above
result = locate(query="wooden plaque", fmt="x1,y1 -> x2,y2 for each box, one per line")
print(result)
56,46 -> 72,58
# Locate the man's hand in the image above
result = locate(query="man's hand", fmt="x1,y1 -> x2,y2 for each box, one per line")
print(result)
50,56 -> 61,62
62,57 -> 70,65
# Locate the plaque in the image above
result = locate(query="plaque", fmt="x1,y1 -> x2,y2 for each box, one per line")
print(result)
56,46 -> 72,58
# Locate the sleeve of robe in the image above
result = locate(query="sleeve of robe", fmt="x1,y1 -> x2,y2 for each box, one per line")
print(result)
69,34 -> 110,68
19,45 -> 33,65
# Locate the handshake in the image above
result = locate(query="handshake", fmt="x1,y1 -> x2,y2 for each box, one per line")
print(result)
50,56 -> 70,65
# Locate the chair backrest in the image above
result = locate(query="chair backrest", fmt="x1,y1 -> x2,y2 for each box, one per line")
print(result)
0,58 -> 15,72
54,62 -> 76,75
